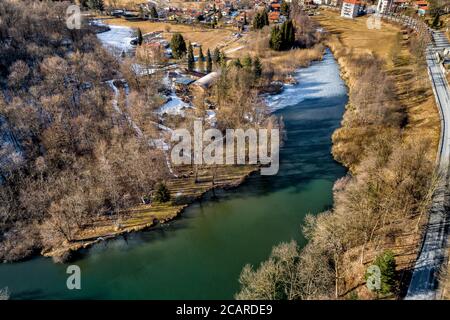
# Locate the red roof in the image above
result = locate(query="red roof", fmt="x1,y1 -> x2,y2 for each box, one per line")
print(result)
343,0 -> 361,4
271,3 -> 281,8
268,11 -> 280,21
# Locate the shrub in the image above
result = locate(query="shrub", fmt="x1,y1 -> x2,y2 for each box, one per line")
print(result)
153,182 -> 171,203
170,33 -> 187,59
366,250 -> 397,296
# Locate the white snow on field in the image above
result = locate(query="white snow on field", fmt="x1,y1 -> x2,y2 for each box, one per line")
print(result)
158,93 -> 191,116
96,24 -> 135,56
265,49 -> 347,112
206,110 -> 217,125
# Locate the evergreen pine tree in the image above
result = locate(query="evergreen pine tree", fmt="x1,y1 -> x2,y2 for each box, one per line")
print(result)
432,14 -> 440,29
198,46 -> 205,72
253,12 -> 261,30
270,20 -> 295,51
281,21 -> 288,49
199,46 -> 205,62
98,0 -> 104,11
187,42 -> 195,71
206,48 -> 213,73
269,26 -> 282,51
219,50 -> 226,65
244,12 -> 248,25
137,28 -> 143,46
263,9 -> 269,26
287,20 -> 295,47
151,6 -> 158,19
170,33 -> 187,59
366,251 -> 397,296
242,55 -> 253,69
253,10 -> 270,30
153,182 -> 171,203
213,47 -> 220,64
233,58 -> 242,68
253,57 -> 262,78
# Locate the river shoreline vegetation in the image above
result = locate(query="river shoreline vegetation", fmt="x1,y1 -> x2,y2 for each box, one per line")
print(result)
0,0 -> 172,262
236,9 -> 440,300
0,0 -> 322,264
0,0 -> 442,302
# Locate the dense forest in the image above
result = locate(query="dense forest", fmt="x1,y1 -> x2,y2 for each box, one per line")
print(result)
0,0 -> 168,262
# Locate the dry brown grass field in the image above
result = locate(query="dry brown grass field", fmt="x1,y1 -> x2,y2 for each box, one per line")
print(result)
443,14 -> 450,42
100,17 -> 241,52
314,10 -> 400,66
315,9 -> 439,152
314,9 -> 440,298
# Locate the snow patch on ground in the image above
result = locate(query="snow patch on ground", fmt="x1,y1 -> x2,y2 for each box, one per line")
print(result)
158,93 -> 191,116
96,23 -> 135,56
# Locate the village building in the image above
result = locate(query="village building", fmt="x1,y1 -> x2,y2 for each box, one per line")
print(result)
268,11 -> 281,23
415,0 -> 429,16
376,0 -> 409,14
192,72 -> 220,94
376,0 -> 393,13
341,0 -> 362,18
270,2 -> 281,11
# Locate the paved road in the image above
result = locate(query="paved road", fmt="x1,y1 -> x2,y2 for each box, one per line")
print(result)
406,31 -> 450,300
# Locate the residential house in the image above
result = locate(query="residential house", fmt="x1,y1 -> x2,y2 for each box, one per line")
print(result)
415,1 -> 429,16
270,2 -> 281,11
268,11 -> 281,23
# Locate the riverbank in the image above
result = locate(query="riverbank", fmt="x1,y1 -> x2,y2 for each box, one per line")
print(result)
38,18 -> 329,261
0,49 -> 348,299
42,164 -> 257,261
314,10 -> 439,298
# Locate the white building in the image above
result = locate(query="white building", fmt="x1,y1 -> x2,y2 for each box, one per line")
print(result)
376,0 -> 394,14
341,0 -> 362,18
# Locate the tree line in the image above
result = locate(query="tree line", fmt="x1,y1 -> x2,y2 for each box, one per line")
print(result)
236,35 -> 436,300
170,33 -> 226,73
0,0 -> 169,262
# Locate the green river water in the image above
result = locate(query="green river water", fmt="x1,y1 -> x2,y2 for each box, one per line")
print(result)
0,49 -> 348,299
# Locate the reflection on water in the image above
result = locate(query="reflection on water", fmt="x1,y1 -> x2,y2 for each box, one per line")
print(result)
0,50 -> 348,300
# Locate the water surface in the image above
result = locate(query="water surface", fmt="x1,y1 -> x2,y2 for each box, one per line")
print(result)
0,50 -> 348,299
